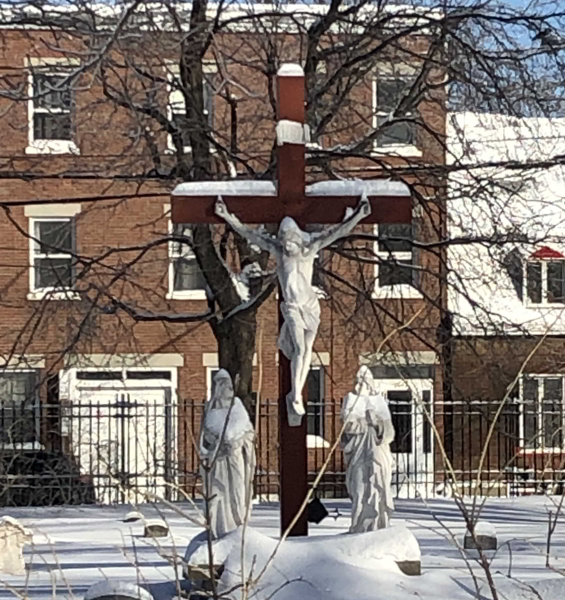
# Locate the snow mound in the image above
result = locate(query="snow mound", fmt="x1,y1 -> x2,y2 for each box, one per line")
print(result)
185,525 -> 424,600
84,581 -> 153,600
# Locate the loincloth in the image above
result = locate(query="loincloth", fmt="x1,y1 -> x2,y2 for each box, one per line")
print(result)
278,300 -> 321,359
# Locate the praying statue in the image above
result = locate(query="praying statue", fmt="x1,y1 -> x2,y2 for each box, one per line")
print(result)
341,366 -> 395,533
215,194 -> 371,425
199,369 -> 256,539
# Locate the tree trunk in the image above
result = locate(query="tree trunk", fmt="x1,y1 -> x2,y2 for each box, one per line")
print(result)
213,309 -> 258,411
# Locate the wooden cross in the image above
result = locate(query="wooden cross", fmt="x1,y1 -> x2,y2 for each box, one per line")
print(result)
171,63 -> 412,537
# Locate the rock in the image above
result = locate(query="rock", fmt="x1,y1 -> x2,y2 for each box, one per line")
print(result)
123,511 -> 143,523
464,521 -> 497,550
396,560 -> 421,576
84,581 -> 154,600
143,519 -> 169,538
0,516 -> 32,575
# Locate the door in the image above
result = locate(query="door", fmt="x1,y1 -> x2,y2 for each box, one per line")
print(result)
371,378 -> 434,498
67,386 -> 170,504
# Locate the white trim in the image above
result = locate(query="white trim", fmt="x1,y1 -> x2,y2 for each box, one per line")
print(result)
166,62 -> 217,153
168,220 -> 207,299
26,67 -> 79,155
371,76 -> 420,157
28,216 -> 75,296
0,355 -> 45,368
25,203 -> 82,218
0,442 -> 45,451
372,224 -> 422,299
26,57 -> 80,67
26,140 -> 79,155
206,366 -> 220,397
307,434 -> 330,449
202,352 -> 258,367
524,258 -> 565,307
518,374 -> 565,451
27,290 -> 80,301
371,145 -> 422,158
63,353 -> 184,368
311,352 -> 330,367
361,350 -> 438,366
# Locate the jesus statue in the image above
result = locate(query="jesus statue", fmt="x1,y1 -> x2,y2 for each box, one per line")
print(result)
215,193 -> 371,425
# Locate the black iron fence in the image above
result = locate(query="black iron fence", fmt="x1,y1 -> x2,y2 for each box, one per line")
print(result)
0,397 -> 563,506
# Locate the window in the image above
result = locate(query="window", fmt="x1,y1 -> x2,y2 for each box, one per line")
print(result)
526,259 -> 565,305
168,223 -> 207,299
30,218 -> 76,294
0,371 -> 40,447
374,223 -> 419,297
167,67 -> 216,152
373,77 -> 417,149
27,70 -> 77,154
306,367 -> 325,439
520,376 -> 564,449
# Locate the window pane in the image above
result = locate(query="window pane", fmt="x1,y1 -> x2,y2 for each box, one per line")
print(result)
35,220 -> 73,254
35,258 -> 75,289
307,369 -> 324,437
33,113 -> 72,140
172,223 -> 194,255
547,261 -> 565,303
376,115 -> 415,146
379,260 -> 413,287
0,372 -> 38,444
171,112 -> 192,147
422,390 -> 432,454
526,262 -> 542,303
523,377 -> 538,448
378,223 -> 413,252
173,257 -> 205,291
388,390 -> 412,453
376,79 -> 412,113
543,378 -> 563,447
33,74 -> 72,110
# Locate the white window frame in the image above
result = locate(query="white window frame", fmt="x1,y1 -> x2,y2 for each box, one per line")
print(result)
0,369 -> 43,450
167,220 -> 207,300
306,366 -> 329,449
371,74 -> 422,158
372,224 -> 421,299
166,63 -> 217,154
525,258 -> 565,307
28,216 -> 78,301
26,68 -> 79,155
518,374 -> 565,452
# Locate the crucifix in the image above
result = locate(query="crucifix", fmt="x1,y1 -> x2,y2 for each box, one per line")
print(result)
171,63 -> 411,537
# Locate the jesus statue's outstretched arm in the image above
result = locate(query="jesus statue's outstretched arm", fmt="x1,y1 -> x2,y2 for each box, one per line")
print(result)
215,196 -> 279,253
310,193 -> 372,253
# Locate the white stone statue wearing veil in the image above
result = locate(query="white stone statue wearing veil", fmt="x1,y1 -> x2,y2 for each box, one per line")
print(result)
215,194 -> 371,424
341,366 -> 395,532
199,369 -> 256,539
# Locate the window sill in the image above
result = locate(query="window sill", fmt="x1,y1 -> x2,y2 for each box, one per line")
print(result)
28,289 -> 81,301
26,140 -> 80,155
1,442 -> 44,451
166,290 -> 208,300
372,285 -> 422,299
524,302 -> 565,308
307,434 -> 330,449
371,145 -> 422,158
518,447 -> 565,454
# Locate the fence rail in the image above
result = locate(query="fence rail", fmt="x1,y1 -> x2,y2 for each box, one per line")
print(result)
0,398 -> 563,506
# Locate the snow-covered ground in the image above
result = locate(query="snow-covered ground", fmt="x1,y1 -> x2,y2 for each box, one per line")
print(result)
2,496 -> 565,599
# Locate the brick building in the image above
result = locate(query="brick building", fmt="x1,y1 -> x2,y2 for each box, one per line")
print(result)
447,112 -> 565,495
0,6 -> 448,504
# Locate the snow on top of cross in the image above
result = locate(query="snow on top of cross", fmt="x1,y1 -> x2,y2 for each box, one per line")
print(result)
277,63 -> 304,77
306,179 -> 410,197
172,180 -> 276,197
